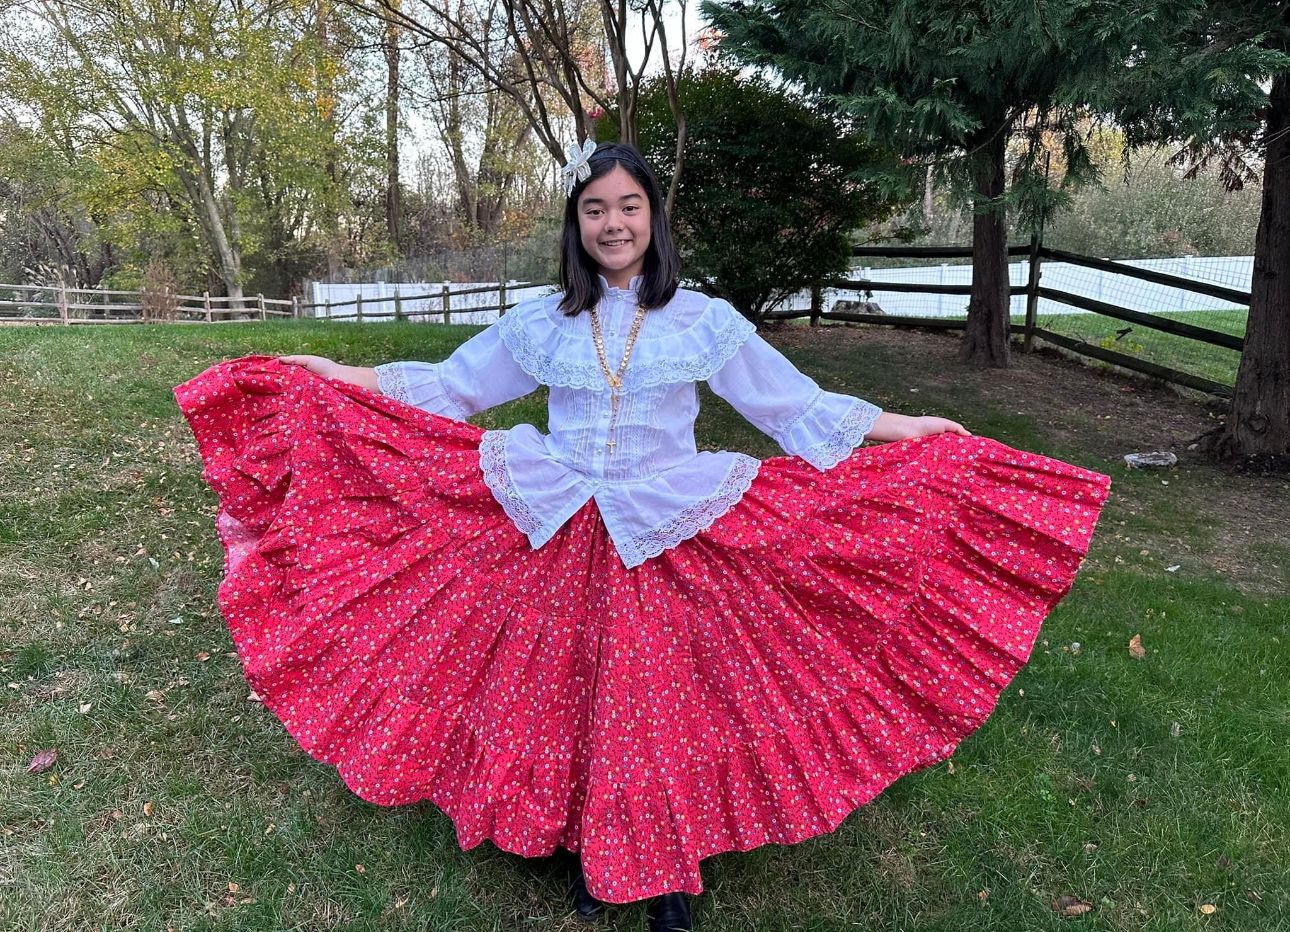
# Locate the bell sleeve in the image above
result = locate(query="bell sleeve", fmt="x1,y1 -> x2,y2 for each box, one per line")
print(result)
705,329 -> 883,471
373,323 -> 539,420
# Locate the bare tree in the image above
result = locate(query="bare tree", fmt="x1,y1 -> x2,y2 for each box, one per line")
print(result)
342,0 -> 695,215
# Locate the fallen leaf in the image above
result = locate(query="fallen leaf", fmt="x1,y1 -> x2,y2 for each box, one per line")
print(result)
1051,894 -> 1094,917
1170,721 -> 1182,738
195,651 -> 211,662
355,863 -> 366,874
27,749 -> 58,774
1199,904 -> 1217,915
1165,564 -> 1180,572
1128,634 -> 1147,660
1083,842 -> 1098,854
143,801 -> 154,817
78,702 -> 92,714
228,881 -> 240,893
146,689 -> 166,702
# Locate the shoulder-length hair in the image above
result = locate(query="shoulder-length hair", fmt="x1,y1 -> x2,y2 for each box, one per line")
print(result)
558,142 -> 681,316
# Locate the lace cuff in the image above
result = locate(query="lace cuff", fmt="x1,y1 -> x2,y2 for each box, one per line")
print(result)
478,430 -> 546,536
619,454 -> 761,568
798,399 -> 883,471
374,361 -> 470,421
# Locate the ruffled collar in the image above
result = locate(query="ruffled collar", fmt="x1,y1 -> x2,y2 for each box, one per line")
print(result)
497,291 -> 756,390
597,273 -> 643,297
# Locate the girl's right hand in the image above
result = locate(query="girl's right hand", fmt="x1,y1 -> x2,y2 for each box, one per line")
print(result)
278,354 -> 345,380
278,354 -> 381,392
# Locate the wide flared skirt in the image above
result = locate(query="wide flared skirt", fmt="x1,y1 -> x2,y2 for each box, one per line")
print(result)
173,355 -> 1111,903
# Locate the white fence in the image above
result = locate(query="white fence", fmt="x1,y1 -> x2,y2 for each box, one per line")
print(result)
793,255 -> 1252,318
309,255 -> 1252,325
307,280 -> 557,324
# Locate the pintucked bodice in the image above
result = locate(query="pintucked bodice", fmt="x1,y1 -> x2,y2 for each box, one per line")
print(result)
374,275 -> 882,567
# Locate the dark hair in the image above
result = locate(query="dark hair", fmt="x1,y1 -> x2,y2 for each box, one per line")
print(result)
558,142 -> 680,315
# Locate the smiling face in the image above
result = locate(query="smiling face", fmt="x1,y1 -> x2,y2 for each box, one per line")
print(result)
576,163 -> 652,289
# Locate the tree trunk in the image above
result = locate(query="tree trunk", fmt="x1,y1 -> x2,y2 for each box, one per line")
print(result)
384,3 -> 402,250
960,127 -> 1011,368
1213,71 -> 1290,462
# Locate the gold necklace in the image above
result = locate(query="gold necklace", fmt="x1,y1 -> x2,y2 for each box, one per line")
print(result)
589,298 -> 648,451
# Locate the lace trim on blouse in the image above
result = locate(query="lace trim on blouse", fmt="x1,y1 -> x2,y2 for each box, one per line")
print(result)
479,430 -> 546,536
497,296 -> 756,390
375,361 -> 470,421
375,361 -> 411,404
800,398 -> 883,470
619,453 -> 762,568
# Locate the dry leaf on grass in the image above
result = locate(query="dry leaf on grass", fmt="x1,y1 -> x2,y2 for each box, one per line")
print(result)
1051,894 -> 1094,917
1199,904 -> 1217,915
1128,634 -> 1147,660
27,749 -> 58,773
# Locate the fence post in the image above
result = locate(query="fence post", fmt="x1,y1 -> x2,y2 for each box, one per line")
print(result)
441,283 -> 450,324
292,295 -> 301,319
394,286 -> 403,322
257,293 -> 266,321
809,283 -> 822,327
58,282 -> 69,325
203,291 -> 212,323
498,279 -> 507,318
356,291 -> 364,324
1023,232 -> 1043,352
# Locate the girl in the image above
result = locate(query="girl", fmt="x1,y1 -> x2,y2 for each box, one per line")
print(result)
174,142 -> 1110,931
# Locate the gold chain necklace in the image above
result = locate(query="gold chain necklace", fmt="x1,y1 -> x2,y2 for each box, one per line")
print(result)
589,297 -> 648,451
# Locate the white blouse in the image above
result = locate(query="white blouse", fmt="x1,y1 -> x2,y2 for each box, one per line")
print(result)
374,275 -> 882,568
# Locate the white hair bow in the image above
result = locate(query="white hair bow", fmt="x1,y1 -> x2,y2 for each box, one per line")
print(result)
560,138 -> 598,196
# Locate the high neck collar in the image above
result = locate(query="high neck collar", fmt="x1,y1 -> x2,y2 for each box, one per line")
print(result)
598,273 -> 643,296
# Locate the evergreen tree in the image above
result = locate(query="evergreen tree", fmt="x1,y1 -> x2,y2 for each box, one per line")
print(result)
624,69 -> 905,321
1097,1 -> 1290,462
702,0 -> 1137,367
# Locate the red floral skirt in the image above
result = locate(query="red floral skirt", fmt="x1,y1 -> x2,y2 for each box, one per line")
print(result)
173,355 -> 1111,903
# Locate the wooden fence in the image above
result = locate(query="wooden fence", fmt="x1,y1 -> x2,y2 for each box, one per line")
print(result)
763,241 -> 1249,398
1,243 -> 1251,397
297,281 -> 536,322
0,283 -> 295,324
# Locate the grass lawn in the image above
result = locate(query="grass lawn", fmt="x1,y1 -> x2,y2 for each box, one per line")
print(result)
1016,310 -> 1246,389
1,319 -> 1287,932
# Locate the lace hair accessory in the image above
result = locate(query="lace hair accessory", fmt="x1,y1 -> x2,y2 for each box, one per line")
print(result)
560,139 -> 597,196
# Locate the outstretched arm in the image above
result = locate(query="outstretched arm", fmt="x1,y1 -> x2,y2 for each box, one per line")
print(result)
706,326 -> 969,470
278,322 -> 539,419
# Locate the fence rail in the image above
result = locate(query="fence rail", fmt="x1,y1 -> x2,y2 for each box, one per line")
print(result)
1,243 -> 1252,396
0,284 -> 296,324
813,239 -> 1249,396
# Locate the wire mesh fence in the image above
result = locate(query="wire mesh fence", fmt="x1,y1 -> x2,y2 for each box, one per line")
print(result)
793,245 -> 1250,396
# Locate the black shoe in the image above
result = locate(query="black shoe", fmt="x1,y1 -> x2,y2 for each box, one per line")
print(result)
569,869 -> 605,922
645,891 -> 692,931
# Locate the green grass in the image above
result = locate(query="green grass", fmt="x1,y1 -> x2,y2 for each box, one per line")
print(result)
2,320 -> 1287,932
1017,309 -> 1246,387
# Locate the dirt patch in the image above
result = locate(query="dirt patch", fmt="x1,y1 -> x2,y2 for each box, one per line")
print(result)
766,322 -> 1290,595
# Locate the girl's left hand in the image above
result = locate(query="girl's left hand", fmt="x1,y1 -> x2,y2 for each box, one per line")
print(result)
868,412 -> 972,442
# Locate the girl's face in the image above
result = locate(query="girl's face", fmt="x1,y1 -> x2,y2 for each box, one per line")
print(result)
577,164 -> 652,288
